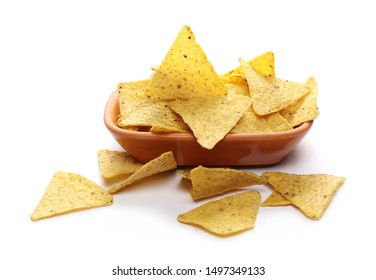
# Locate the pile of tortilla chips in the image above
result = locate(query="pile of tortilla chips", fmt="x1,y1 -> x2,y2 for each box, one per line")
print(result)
117,25 -> 319,149
30,26 -> 342,238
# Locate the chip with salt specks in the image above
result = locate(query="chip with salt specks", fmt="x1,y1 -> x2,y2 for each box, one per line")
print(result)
108,151 -> 177,194
144,25 -> 227,100
117,79 -> 189,132
230,108 -> 292,133
279,76 -> 319,127
221,51 -> 275,84
177,191 -> 261,236
240,58 -> 310,115
117,97 -> 189,132
262,172 -> 345,219
30,171 -> 113,221
118,79 -> 151,118
169,93 -> 252,149
261,191 -> 291,207
183,165 -> 266,200
97,149 -> 144,179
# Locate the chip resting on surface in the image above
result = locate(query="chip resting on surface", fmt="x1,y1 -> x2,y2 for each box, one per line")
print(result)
169,93 -> 252,149
30,171 -> 113,221
262,172 -> 345,219
184,166 -> 266,200
97,149 -> 144,179
279,76 -> 319,127
177,191 -> 261,236
240,58 -> 310,115
144,25 -> 227,100
261,191 -> 291,207
108,151 -> 177,194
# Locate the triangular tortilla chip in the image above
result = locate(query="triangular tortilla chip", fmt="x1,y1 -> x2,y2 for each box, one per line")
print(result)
144,25 -> 227,100
30,172 -> 113,221
280,76 -> 319,127
230,108 -> 292,133
97,149 -> 143,179
177,191 -> 261,236
118,80 -> 189,132
186,166 -> 266,200
169,93 -> 251,149
221,51 -> 275,84
118,98 -> 189,132
108,151 -> 177,194
240,58 -> 310,115
261,191 -> 291,207
118,79 -> 151,117
262,172 -> 345,219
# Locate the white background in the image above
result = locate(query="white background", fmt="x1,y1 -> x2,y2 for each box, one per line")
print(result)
1,0 -> 375,279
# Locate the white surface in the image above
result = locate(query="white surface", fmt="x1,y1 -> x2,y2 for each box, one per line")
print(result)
1,0 -> 375,279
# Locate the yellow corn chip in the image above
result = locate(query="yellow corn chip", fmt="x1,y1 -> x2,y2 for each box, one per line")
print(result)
117,98 -> 189,132
221,51 -> 275,84
240,58 -> 310,115
118,79 -> 150,118
261,191 -> 291,207
169,93 -> 252,149
30,172 -> 113,221
186,166 -> 266,200
97,149 -> 143,179
177,191 -> 261,236
108,151 -> 177,194
231,108 -> 292,133
280,76 -> 319,127
225,83 -> 250,96
117,79 -> 189,132
262,172 -> 345,219
144,25 -> 227,100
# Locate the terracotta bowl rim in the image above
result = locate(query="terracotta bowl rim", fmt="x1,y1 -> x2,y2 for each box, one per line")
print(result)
104,90 -> 313,141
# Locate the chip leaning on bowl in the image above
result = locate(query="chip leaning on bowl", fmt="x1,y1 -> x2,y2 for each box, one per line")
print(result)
104,25 -> 318,166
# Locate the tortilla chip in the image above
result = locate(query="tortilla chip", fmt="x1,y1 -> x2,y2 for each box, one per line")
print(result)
261,191 -> 291,207
262,172 -> 345,219
169,93 -> 251,149
97,149 -> 143,179
186,166 -> 266,200
221,51 -> 275,84
240,58 -> 310,115
279,76 -> 319,127
30,172 -> 113,221
117,98 -> 189,132
230,108 -> 292,133
144,25 -> 227,100
177,191 -> 261,236
225,83 -> 250,96
118,80 -> 150,117
108,151 -> 177,194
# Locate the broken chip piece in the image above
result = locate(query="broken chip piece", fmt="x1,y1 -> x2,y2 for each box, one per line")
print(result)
177,191 -> 261,236
30,171 -> 113,221
262,172 -> 345,219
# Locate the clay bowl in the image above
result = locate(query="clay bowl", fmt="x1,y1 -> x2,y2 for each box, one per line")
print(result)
104,90 -> 312,166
